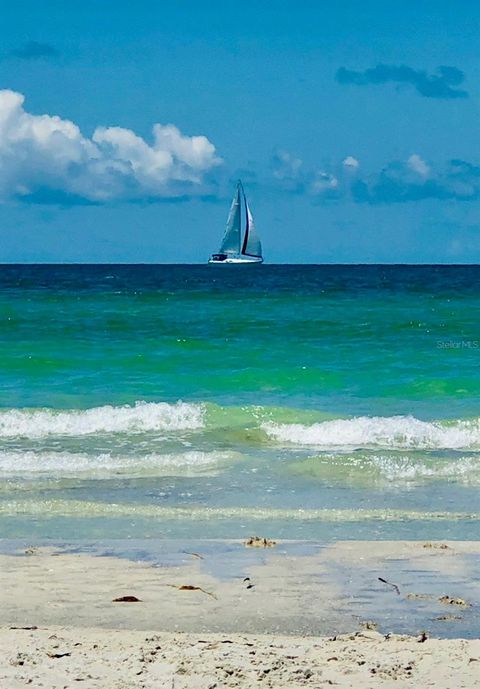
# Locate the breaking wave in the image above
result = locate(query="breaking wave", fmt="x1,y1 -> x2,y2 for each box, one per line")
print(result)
0,401 -> 205,439
0,449 -> 232,477
263,415 -> 480,451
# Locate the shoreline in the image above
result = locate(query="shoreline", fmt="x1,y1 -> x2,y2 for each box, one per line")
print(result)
1,539 -> 479,687
1,539 -> 479,636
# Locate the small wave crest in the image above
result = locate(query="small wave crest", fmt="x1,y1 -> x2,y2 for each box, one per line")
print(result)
289,452 -> 480,486
0,449 -> 231,476
372,454 -> 480,482
0,401 -> 205,439
263,415 -> 480,450
2,500 -> 479,522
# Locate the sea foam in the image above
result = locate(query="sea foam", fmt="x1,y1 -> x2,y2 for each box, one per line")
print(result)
291,452 -> 480,486
2,500 -> 479,522
0,401 -> 205,438
0,449 -> 229,476
371,454 -> 480,483
263,415 -> 480,450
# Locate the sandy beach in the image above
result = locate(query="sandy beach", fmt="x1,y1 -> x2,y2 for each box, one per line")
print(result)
2,626 -> 480,689
1,540 -> 479,687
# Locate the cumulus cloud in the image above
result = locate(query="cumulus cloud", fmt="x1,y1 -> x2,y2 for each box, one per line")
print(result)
270,150 -> 480,204
352,157 -> 480,204
272,150 -> 302,179
342,156 -> 359,169
271,149 -> 303,189
0,90 -> 221,203
336,64 -> 468,99
10,41 -> 59,60
310,171 -> 339,194
407,154 -> 430,176
270,150 -> 356,200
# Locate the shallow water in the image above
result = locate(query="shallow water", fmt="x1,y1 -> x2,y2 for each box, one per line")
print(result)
1,264 -> 479,539
2,539 -> 479,638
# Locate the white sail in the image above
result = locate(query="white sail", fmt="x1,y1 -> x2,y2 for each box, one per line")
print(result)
219,187 -> 241,255
208,180 -> 263,264
242,202 -> 262,258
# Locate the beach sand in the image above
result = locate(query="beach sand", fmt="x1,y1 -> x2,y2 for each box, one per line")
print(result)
2,626 -> 480,689
1,540 -> 479,687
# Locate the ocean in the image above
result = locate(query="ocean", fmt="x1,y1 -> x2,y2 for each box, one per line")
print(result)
1,264 -> 479,541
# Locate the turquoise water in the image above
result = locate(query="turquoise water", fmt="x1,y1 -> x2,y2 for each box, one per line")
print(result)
1,265 -> 479,540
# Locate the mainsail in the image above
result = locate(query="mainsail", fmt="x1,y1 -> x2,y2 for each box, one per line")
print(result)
219,186 -> 241,255
242,201 -> 262,258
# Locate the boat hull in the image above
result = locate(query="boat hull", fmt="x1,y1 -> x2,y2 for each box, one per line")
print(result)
208,256 -> 263,264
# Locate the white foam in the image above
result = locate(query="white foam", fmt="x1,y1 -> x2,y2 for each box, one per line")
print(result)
0,449 -> 231,476
0,401 -> 205,438
263,415 -> 480,450
371,455 -> 480,483
2,500 -> 479,522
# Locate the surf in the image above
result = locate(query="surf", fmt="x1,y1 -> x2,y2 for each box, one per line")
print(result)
263,415 -> 480,451
0,449 -> 233,477
0,401 -> 205,438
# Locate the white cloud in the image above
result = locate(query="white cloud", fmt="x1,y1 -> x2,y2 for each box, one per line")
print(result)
0,90 -> 221,203
407,153 -> 430,177
272,149 -> 303,180
310,171 -> 339,193
342,156 -> 359,169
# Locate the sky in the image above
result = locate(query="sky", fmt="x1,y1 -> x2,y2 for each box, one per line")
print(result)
0,0 -> 480,263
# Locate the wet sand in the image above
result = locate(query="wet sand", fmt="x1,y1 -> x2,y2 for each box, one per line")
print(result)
1,540 -> 479,687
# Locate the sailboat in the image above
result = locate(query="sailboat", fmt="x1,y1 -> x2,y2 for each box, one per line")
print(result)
208,181 -> 263,264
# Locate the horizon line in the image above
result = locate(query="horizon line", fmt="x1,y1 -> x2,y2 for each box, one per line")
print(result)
0,262 -> 479,267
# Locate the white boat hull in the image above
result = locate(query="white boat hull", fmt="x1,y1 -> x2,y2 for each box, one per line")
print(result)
208,256 -> 263,264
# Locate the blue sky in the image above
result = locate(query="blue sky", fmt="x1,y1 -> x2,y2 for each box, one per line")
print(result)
1,0 -> 480,262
